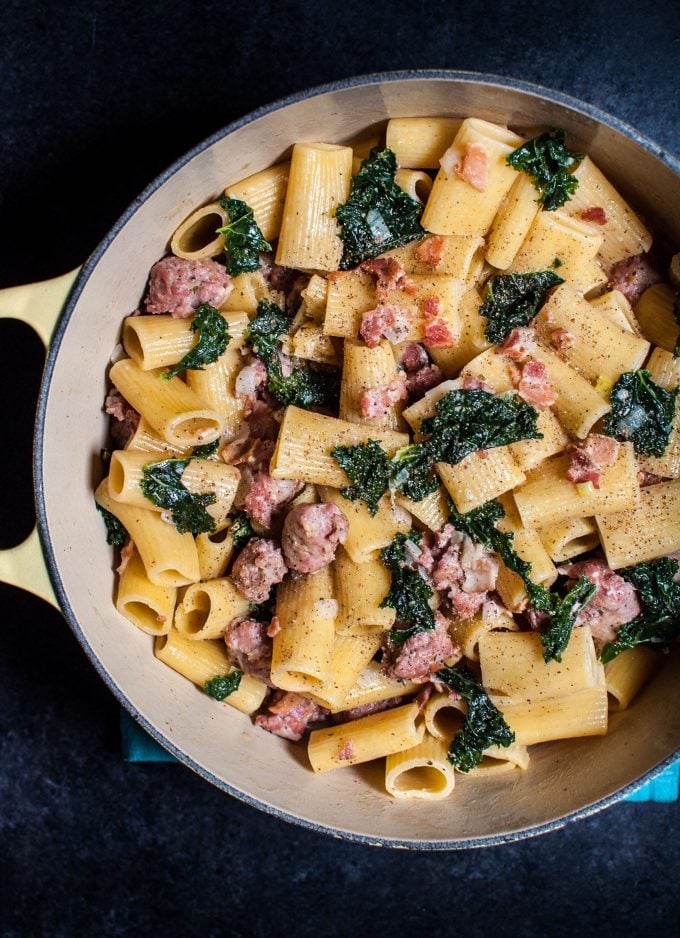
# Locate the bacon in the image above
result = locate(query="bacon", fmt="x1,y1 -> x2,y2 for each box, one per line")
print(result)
558,558 -> 641,644
145,256 -> 232,318
244,473 -> 304,528
638,470 -> 667,487
608,253 -> 661,305
414,235 -> 447,269
421,295 -> 456,349
231,538 -> 287,603
455,142 -> 490,192
462,374 -> 495,394
566,434 -> 620,488
359,372 -> 408,419
360,303 -> 412,348
384,611 -> 456,682
360,257 -> 416,299
517,360 -> 557,408
581,207 -> 608,225
281,503 -> 348,574
255,691 -> 328,741
499,327 -> 538,362
224,616 -> 273,685
549,326 -> 574,351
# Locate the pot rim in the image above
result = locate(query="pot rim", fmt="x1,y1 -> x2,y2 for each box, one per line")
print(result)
34,68 -> 680,850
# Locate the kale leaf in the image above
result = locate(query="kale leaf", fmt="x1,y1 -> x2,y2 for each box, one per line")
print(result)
335,147 -> 425,269
437,667 -> 515,773
390,443 -> 439,502
506,129 -> 584,211
673,290 -> 680,358
140,458 -> 216,535
420,389 -> 543,466
230,510 -> 254,549
192,439 -> 219,458
96,501 -> 127,547
379,531 -> 435,645
541,577 -> 597,663
247,299 -> 339,409
163,304 -> 230,379
604,370 -> 679,457
331,440 -> 393,515
480,270 -> 564,344
204,670 -> 243,701
601,557 -> 680,663
217,196 -> 271,277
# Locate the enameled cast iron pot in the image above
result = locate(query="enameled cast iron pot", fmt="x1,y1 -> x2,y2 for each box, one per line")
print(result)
2,71 -> 679,849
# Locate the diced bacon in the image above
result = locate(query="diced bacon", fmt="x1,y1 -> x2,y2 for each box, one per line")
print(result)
517,360 -> 557,408
581,207 -> 608,225
145,256 -> 233,318
384,611 -> 456,682
360,257 -> 417,299
104,388 -> 140,449
558,558 -> 642,644
255,691 -> 328,741
637,470 -> 667,487
281,503 -> 348,574
421,295 -> 456,349
608,253 -> 661,305
454,142 -> 490,192
566,434 -> 620,489
337,740 -> 356,761
360,303 -> 412,348
400,343 -> 430,372
500,327 -> 538,362
224,616 -> 273,685
549,326 -> 574,351
116,540 -> 135,576
231,538 -> 287,603
415,235 -> 447,269
462,374 -> 495,394
359,372 -> 408,419
406,363 -> 443,399
244,473 -> 304,528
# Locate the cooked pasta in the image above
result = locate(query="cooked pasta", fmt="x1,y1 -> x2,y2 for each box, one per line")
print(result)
96,112 -> 680,803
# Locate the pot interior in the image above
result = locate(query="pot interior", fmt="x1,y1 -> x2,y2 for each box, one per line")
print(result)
37,74 -> 680,847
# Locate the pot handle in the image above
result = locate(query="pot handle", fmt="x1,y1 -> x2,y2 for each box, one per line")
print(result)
0,268 -> 81,607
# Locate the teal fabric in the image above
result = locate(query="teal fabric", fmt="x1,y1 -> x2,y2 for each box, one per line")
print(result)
119,710 -> 679,802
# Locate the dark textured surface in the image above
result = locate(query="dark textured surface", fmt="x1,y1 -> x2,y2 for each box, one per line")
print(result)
1,1 -> 680,934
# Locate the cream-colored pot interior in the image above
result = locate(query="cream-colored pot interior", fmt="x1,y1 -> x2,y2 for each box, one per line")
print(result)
37,74 -> 680,847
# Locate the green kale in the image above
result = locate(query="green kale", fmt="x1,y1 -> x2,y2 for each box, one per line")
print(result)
506,129 -> 584,211
140,458 -> 216,535
335,147 -> 425,269
95,501 -> 127,547
247,299 -> 338,409
192,439 -> 219,458
603,370 -> 679,457
601,557 -> 680,663
379,531 -> 435,645
420,389 -> 543,467
217,196 -> 271,277
673,290 -> 680,358
389,444 -> 439,502
480,270 -> 564,344
437,667 -> 515,773
541,577 -> 597,663
229,510 -> 254,549
331,440 -> 393,516
204,671 -> 243,701
163,304 -> 230,379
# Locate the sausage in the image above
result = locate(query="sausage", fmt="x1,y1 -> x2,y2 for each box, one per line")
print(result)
558,558 -> 642,644
359,372 -> 408,419
608,253 -> 661,305
224,616 -> 273,685
254,691 -> 328,741
231,538 -> 287,603
104,388 -> 140,448
384,611 -> 455,682
145,256 -> 233,318
281,503 -> 349,574
244,473 -> 304,528
360,257 -> 416,299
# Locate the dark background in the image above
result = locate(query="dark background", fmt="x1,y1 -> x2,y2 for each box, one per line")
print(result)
1,1 -> 679,934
